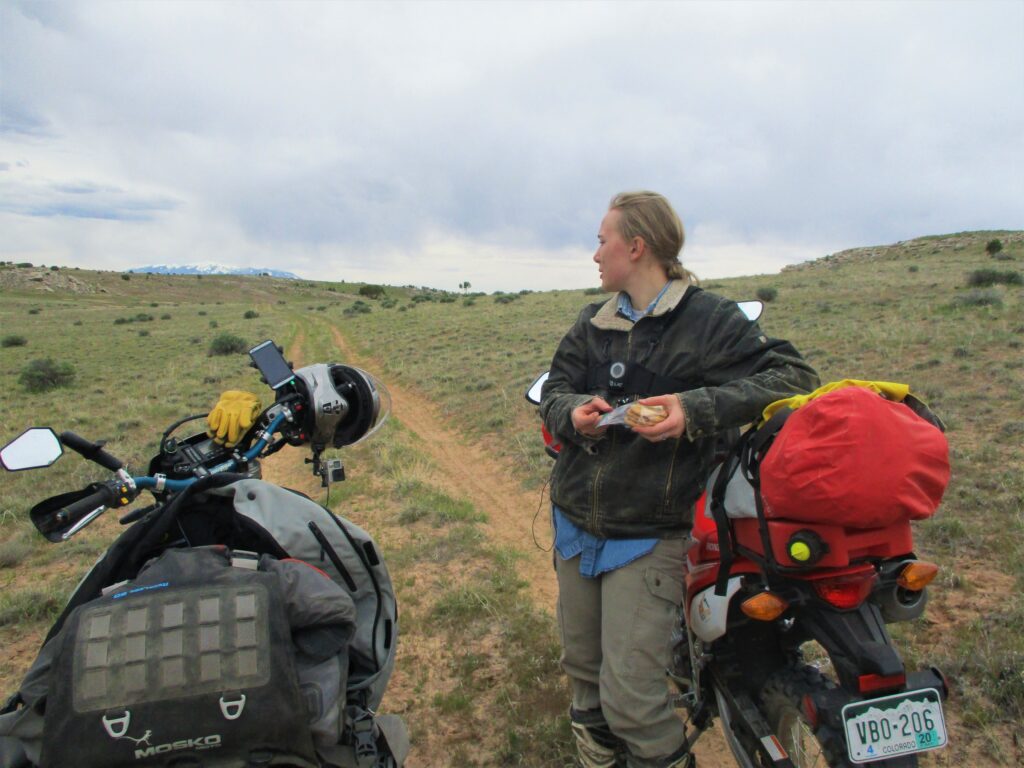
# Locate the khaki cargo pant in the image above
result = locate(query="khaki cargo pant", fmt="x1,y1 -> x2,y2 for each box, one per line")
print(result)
556,538 -> 688,761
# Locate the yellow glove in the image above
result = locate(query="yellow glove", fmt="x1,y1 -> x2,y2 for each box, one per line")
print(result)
207,391 -> 262,447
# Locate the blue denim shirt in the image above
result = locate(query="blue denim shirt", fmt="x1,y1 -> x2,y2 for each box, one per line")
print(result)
553,505 -> 657,577
553,284 -> 669,577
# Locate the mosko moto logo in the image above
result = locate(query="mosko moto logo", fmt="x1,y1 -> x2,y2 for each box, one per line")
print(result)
135,734 -> 222,759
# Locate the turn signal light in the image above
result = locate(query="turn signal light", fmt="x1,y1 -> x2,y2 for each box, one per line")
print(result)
740,591 -> 789,621
897,561 -> 939,591
812,569 -> 877,610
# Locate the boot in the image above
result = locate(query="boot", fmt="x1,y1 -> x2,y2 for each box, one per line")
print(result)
624,740 -> 695,768
569,707 -> 625,768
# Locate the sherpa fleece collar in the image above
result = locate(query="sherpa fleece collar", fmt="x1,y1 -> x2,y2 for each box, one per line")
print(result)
590,279 -> 690,331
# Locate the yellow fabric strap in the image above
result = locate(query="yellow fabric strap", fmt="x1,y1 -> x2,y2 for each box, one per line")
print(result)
761,379 -> 911,422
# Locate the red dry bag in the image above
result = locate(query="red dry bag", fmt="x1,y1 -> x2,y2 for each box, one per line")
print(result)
758,386 -> 950,529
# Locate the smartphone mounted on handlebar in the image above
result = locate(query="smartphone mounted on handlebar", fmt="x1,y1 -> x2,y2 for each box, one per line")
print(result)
249,339 -> 296,390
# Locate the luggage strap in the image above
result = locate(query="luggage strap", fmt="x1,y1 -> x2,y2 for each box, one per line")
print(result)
710,407 -> 793,595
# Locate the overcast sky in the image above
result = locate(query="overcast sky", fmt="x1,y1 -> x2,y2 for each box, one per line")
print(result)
2,1 -> 1022,292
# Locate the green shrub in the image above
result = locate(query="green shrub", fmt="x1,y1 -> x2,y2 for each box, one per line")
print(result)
0,535 -> 34,569
19,358 -> 76,393
756,287 -> 779,302
358,284 -> 386,299
986,238 -> 1003,256
27,308 -> 40,315
121,273 -> 131,281
967,269 -> 1022,287
494,295 -> 515,304
161,313 -> 172,320
344,301 -> 372,317
953,289 -> 1003,308
208,333 -> 247,356
583,287 -> 605,295
243,310 -> 260,319
134,313 -> 154,322
2,335 -> 27,347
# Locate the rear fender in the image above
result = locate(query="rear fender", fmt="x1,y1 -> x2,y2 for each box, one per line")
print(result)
799,601 -> 904,691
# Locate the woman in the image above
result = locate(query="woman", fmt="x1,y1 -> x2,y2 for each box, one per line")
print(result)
540,192 -> 818,768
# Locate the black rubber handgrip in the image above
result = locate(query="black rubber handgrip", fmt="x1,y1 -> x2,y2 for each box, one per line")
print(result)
55,486 -> 115,529
59,431 -> 123,471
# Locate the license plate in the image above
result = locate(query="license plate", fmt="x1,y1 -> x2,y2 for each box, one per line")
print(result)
842,688 -> 946,763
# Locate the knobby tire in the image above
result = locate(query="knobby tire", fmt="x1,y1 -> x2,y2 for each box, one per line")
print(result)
758,663 -> 918,768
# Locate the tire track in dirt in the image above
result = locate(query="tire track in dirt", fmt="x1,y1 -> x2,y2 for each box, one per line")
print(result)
268,323 -> 733,765
325,323 -> 559,613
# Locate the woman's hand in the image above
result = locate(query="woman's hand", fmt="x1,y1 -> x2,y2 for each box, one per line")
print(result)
630,394 -> 687,443
572,397 -> 613,438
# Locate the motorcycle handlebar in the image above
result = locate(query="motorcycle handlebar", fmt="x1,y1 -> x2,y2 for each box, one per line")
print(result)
60,431 -> 123,472
52,484 -> 117,539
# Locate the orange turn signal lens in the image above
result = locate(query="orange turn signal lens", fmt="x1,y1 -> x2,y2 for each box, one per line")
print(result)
897,561 -> 939,591
740,591 -> 789,622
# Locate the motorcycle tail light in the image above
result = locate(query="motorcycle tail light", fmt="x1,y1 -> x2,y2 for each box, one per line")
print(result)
740,591 -> 788,621
897,561 -> 938,591
858,672 -> 906,694
811,569 -> 876,610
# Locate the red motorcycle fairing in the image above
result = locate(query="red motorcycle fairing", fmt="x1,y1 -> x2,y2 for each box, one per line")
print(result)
540,424 -> 562,459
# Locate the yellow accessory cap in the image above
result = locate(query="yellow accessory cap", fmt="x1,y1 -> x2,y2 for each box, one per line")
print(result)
789,541 -> 812,562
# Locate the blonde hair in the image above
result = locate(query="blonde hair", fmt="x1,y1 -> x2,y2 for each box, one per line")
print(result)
609,191 -> 697,284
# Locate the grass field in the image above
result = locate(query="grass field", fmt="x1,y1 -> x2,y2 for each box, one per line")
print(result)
1,230 -> 1022,765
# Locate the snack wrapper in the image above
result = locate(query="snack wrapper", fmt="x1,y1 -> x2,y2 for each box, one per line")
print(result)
597,402 -> 668,429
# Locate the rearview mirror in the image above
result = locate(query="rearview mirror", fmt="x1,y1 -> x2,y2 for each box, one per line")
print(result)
737,300 -> 763,322
525,372 -> 549,405
1,428 -> 63,471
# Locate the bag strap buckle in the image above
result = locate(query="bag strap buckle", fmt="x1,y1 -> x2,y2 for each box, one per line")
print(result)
346,705 -> 379,767
230,550 -> 260,570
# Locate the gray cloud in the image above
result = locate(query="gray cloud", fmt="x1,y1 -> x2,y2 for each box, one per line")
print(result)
0,0 -> 1020,290
0,177 -> 178,221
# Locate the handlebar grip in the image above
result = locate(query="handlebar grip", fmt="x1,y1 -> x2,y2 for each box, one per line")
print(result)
59,431 -> 123,471
55,486 -> 115,528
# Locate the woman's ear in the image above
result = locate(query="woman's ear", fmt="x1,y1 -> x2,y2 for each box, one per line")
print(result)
629,236 -> 646,262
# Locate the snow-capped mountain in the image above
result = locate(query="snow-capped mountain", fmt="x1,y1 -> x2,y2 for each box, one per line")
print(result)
132,263 -> 301,279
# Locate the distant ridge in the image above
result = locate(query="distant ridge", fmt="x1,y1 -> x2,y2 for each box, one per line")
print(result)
782,230 -> 1023,272
132,263 -> 300,279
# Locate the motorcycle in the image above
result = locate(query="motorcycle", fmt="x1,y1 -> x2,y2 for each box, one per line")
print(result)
525,301 -> 949,768
0,341 -> 407,768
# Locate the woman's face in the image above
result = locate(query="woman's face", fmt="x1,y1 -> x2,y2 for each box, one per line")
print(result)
594,209 -> 633,293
